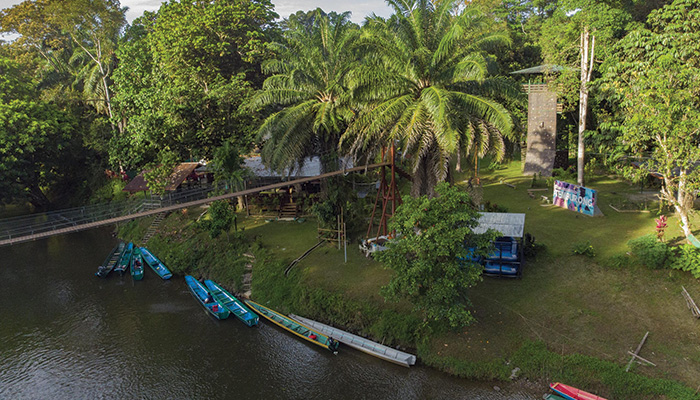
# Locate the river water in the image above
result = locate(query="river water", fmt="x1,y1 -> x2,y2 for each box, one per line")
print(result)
0,227 -> 537,399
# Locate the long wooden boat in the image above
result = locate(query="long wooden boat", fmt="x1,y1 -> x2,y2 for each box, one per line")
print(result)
550,382 -> 608,400
204,280 -> 258,327
114,242 -> 134,274
544,394 -> 567,400
130,246 -> 144,281
290,314 -> 416,367
140,247 -> 172,280
244,299 -> 339,353
95,242 -> 125,278
185,276 -> 230,320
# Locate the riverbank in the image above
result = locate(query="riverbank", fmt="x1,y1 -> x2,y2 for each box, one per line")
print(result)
119,163 -> 700,399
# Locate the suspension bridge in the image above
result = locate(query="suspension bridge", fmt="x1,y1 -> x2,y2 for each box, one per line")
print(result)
0,163 -> 391,248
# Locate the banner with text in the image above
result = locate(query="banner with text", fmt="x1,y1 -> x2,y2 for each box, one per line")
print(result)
553,180 -> 597,216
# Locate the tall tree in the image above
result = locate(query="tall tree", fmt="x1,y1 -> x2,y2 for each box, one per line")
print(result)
539,1 -> 632,185
0,57 -> 78,208
48,0 -> 126,120
111,0 -> 277,168
376,182 -> 496,328
344,0 -> 521,197
251,9 -> 359,174
600,0 -> 700,238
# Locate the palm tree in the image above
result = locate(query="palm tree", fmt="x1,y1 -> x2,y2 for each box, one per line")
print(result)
344,0 -> 522,196
252,9 -> 359,175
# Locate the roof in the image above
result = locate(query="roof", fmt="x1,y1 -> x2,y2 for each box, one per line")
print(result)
243,156 -> 354,178
510,64 -> 565,75
473,212 -> 526,238
123,162 -> 200,192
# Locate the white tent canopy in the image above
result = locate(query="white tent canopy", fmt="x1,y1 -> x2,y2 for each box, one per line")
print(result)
473,212 -> 526,238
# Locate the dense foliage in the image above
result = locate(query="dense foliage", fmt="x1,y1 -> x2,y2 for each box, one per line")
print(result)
376,183 -> 497,328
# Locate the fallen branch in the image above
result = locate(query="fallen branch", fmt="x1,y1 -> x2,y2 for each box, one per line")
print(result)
626,331 -> 649,372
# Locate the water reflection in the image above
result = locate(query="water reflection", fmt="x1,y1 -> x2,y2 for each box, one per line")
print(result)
0,228 -> 537,400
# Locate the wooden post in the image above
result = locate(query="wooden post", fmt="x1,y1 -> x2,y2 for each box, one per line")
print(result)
626,331 -> 649,372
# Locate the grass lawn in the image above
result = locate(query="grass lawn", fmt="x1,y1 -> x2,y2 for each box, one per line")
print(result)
437,162 -> 700,388
238,161 -> 700,393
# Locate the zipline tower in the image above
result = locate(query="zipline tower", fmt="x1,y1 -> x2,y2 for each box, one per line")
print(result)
366,144 -> 402,239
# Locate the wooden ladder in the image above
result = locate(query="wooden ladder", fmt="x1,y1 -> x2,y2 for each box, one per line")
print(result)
142,212 -> 166,244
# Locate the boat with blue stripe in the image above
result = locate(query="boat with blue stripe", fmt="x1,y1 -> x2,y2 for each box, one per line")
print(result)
140,247 -> 172,280
130,246 -> 144,281
185,276 -> 230,320
204,280 -> 258,327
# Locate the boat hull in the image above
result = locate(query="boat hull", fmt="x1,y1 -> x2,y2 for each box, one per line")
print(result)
185,276 -> 230,320
550,382 -> 607,400
245,299 -> 338,352
140,247 -> 172,280
114,242 -> 133,274
130,247 -> 144,281
204,280 -> 258,327
290,314 -> 415,367
95,242 -> 125,278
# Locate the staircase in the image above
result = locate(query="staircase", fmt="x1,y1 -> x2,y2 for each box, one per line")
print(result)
278,202 -> 297,220
142,212 -> 166,244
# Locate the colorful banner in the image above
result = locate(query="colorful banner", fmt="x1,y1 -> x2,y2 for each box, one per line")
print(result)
553,180 -> 597,216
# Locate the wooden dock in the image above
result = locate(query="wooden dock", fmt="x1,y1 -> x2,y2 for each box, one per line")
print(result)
0,163 -> 389,248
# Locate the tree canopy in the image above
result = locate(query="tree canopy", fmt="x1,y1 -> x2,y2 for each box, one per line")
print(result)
376,182 -> 496,328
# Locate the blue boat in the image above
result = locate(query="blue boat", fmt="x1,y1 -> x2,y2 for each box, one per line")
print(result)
140,247 -> 172,280
130,247 -> 144,281
185,276 -> 230,320
204,280 -> 258,327
114,242 -> 133,274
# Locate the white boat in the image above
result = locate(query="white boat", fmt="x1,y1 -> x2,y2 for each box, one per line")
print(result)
289,314 -> 416,367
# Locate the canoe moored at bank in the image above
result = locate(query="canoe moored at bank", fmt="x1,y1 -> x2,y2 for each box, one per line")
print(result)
95,242 -> 125,278
114,242 -> 133,274
204,280 -> 257,327
244,299 -> 339,353
185,276 -> 230,320
130,246 -> 144,281
140,247 -> 172,280
549,382 -> 607,400
290,314 -> 416,367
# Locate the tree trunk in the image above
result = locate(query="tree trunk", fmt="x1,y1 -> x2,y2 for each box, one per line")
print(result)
662,170 -> 693,238
578,27 -> 595,187
27,184 -> 51,210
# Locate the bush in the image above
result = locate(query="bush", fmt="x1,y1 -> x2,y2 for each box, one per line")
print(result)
627,234 -> 669,269
572,241 -> 595,258
546,167 -> 577,186
523,233 -> 546,259
670,244 -> 700,278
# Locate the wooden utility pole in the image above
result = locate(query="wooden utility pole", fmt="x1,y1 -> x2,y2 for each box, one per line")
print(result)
578,26 -> 595,186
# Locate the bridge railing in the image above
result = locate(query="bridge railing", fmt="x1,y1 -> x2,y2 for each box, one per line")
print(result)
0,178 -> 269,242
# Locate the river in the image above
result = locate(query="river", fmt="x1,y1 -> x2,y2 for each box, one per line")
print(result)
0,227 -> 538,399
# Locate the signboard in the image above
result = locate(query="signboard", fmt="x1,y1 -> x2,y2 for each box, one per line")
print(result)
553,180 -> 597,216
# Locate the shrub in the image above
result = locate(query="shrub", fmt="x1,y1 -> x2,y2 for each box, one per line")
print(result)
670,244 -> 700,278
523,233 -> 546,259
627,234 -> 669,269
572,241 -> 595,258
